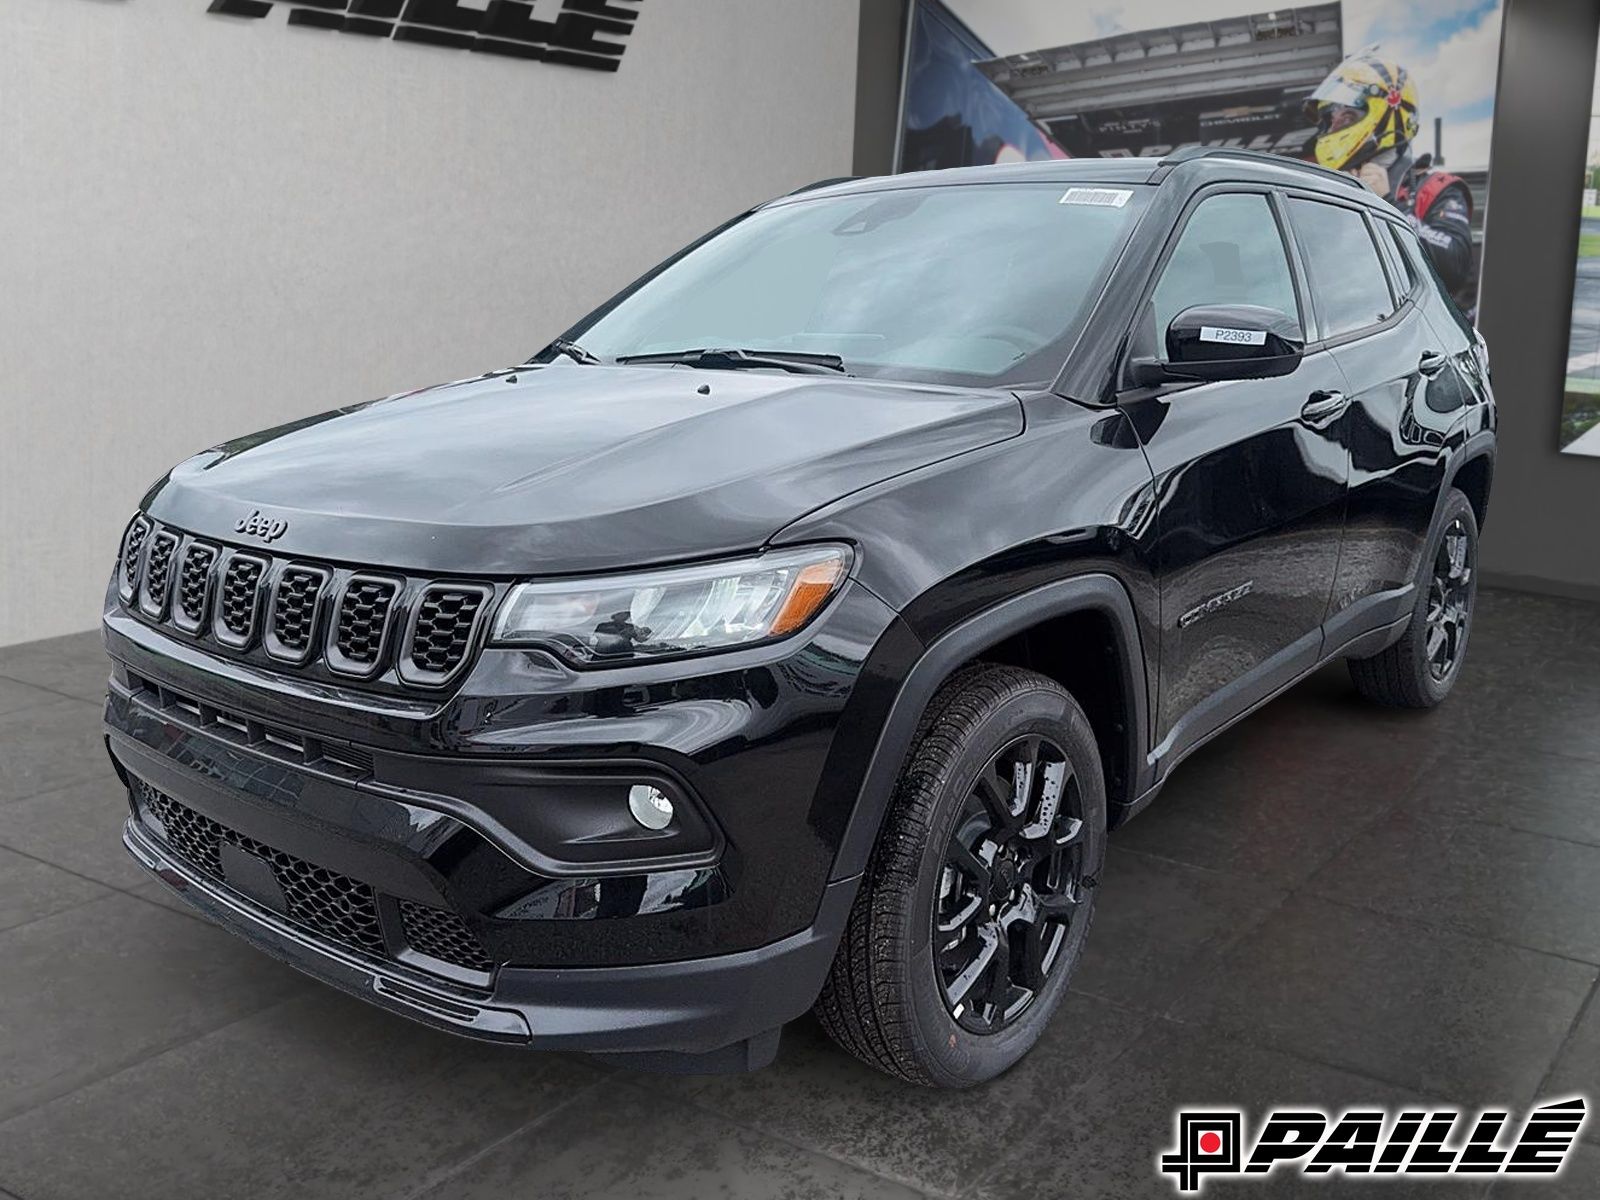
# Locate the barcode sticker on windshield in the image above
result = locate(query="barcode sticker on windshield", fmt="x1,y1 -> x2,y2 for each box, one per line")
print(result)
1059,187 -> 1132,208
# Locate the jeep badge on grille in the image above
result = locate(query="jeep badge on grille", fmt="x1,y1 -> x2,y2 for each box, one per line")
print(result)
234,510 -> 288,543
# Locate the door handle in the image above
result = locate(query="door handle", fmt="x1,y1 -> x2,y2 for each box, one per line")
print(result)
1418,351 -> 1448,377
1300,390 -> 1349,424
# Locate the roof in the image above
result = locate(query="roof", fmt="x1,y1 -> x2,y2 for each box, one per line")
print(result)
776,149 -> 1383,207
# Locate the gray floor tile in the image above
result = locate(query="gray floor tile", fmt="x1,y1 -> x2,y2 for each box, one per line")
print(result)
1488,1135 -> 1599,1198
1450,670 -> 1600,765
0,699 -> 108,803
1307,808 -> 1600,964
1201,661 -> 1450,781
0,675 -> 63,719
1071,848 -> 1286,1011
0,893 -> 308,1121
1401,747 -> 1600,848
1167,895 -> 1596,1103
1114,748 -> 1401,887
0,990 -> 604,1200
0,846 -> 109,933
126,877 -> 211,920
0,630 -> 110,704
1468,589 -> 1600,667
409,1080 -> 930,1200
643,997 -> 1150,1196
1543,985 -> 1600,1141
971,1022 -> 1473,1200
0,775 -> 146,889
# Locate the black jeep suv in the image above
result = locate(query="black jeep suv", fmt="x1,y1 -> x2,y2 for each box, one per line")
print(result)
104,149 -> 1495,1087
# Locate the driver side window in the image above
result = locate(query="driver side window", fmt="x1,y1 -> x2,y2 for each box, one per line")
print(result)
1151,193 -> 1302,357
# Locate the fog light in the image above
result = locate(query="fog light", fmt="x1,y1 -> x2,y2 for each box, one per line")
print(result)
628,784 -> 674,830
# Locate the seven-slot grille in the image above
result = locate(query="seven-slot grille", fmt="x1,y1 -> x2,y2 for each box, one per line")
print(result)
332,577 -> 400,673
216,554 -> 267,644
174,543 -> 217,632
117,517 -> 491,687
408,586 -> 491,680
267,566 -> 328,662
133,780 -> 497,974
120,517 -> 151,599
138,530 -> 179,618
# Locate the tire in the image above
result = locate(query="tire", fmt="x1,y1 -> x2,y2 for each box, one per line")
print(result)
814,663 -> 1106,1087
1348,488 -> 1479,708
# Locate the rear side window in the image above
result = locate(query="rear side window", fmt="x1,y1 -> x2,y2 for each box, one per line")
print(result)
1378,222 -> 1418,296
1392,221 -> 1477,338
1382,228 -> 1420,297
1151,192 -> 1301,343
1287,199 -> 1396,338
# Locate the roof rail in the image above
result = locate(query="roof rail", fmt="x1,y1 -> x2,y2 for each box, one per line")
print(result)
787,176 -> 860,196
1148,147 -> 1367,192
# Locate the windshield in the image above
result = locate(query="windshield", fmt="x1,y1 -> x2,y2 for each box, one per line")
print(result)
570,182 -> 1149,387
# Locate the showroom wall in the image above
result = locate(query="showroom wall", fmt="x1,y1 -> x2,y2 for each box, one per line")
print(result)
0,0 -> 860,647
1475,0 -> 1600,602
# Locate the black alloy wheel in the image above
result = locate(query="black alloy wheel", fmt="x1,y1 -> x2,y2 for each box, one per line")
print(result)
815,664 -> 1106,1087
934,734 -> 1090,1034
1424,514 -> 1474,681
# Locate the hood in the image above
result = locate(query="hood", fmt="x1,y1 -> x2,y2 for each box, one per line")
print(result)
146,364 -> 1023,575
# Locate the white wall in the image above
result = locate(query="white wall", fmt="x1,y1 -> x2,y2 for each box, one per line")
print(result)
0,0 -> 860,646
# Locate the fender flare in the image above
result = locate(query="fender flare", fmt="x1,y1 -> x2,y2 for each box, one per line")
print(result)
1431,432 -> 1495,535
828,572 -> 1149,881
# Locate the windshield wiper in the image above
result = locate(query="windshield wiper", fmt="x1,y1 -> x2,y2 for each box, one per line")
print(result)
540,338 -> 601,365
615,347 -> 848,375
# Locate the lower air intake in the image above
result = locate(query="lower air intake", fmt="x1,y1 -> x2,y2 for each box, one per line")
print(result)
135,780 -> 385,955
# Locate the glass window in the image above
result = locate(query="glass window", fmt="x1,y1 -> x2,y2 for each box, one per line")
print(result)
1381,222 -> 1418,295
1150,192 -> 1301,347
1288,199 -> 1397,337
574,183 -> 1148,387
1393,221 -> 1476,337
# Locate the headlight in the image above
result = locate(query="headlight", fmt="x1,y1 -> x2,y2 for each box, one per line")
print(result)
491,545 -> 852,665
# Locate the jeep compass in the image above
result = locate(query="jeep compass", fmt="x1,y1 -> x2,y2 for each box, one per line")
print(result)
104,149 -> 1495,1087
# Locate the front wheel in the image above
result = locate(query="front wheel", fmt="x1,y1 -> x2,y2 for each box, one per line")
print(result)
814,664 -> 1106,1087
1348,488 -> 1478,708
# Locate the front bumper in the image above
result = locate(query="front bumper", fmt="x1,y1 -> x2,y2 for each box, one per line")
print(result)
103,575 -> 905,1057
123,816 -> 855,1060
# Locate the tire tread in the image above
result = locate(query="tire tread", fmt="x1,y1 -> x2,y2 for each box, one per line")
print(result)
814,663 -> 1081,1086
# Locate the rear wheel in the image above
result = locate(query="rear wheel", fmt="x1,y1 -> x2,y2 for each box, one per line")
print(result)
814,664 -> 1105,1087
1348,488 -> 1478,708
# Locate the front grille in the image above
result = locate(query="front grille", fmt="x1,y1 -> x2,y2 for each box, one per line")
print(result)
139,531 -> 179,618
134,779 -> 497,976
399,899 -> 497,973
408,586 -> 490,680
331,577 -> 398,673
216,554 -> 267,645
120,517 -> 151,598
174,543 -> 217,632
121,518 -> 495,688
135,780 -> 386,955
267,566 -> 327,661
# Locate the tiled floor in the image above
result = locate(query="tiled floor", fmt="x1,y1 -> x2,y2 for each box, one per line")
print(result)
0,587 -> 1594,1199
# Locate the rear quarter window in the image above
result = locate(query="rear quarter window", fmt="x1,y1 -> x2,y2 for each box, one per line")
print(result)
1391,221 -> 1477,339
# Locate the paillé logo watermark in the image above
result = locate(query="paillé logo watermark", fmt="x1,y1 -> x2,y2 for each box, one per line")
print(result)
205,0 -> 642,73
1160,1097 -> 1587,1192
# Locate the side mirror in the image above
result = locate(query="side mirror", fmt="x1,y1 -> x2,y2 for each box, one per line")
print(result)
1128,304 -> 1304,387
